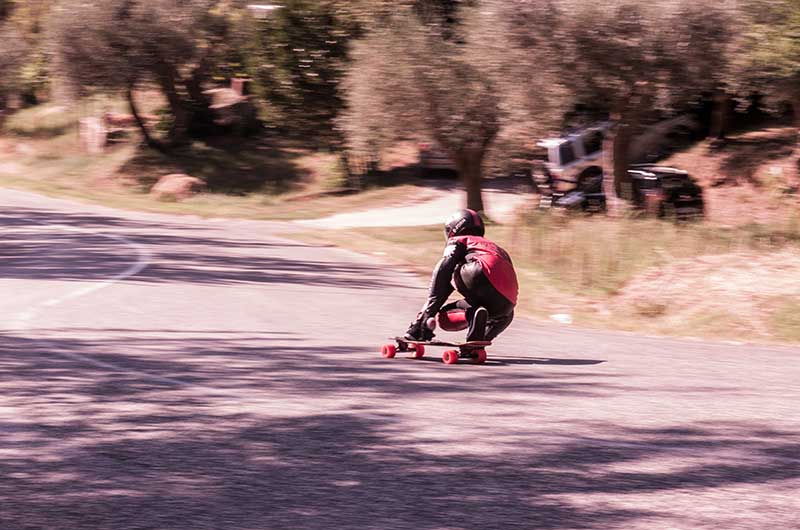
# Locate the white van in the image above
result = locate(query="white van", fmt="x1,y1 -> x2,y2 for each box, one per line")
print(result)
536,122 -> 611,183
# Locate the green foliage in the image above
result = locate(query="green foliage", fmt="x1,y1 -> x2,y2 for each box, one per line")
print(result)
0,1 -> 10,20
341,6 -> 505,210
342,3 -> 519,152
247,0 -> 474,140
51,0 -> 252,143
250,0 -> 358,139
0,22 -> 27,99
500,0 -> 736,117
1,1 -> 53,102
731,0 -> 800,108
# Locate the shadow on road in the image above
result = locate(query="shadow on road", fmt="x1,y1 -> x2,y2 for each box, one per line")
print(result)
0,331 -> 618,400
410,356 -> 605,367
492,357 -> 606,366
4,204 -> 799,529
1,207 -> 400,290
2,330 -> 799,530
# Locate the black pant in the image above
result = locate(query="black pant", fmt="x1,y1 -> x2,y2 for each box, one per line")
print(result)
440,299 -> 514,341
451,260 -> 515,341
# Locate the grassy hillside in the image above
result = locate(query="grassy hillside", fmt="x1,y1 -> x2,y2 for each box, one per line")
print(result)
3,102 -> 800,343
661,127 -> 800,226
293,212 -> 800,344
0,101 -> 422,220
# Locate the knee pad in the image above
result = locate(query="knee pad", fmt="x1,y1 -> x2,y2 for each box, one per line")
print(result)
438,309 -> 468,331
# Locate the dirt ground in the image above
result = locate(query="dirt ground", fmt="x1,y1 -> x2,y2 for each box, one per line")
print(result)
664,127 -> 800,226
613,250 -> 800,341
294,179 -> 533,228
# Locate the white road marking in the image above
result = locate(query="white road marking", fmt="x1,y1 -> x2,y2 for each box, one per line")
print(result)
6,218 -> 322,401
12,224 -> 151,328
0,220 -> 218,389
30,337 -> 197,388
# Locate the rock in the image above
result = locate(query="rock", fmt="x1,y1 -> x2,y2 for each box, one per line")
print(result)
150,173 -> 207,201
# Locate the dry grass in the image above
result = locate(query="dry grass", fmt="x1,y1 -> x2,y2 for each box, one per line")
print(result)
614,249 -> 800,340
294,214 -> 800,344
662,128 -> 800,226
0,101 -> 426,220
769,298 -> 800,342
4,103 -> 800,343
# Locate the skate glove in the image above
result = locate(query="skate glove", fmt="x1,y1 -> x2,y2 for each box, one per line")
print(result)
404,318 -> 434,341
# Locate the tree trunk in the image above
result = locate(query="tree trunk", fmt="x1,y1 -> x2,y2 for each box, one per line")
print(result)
126,86 -> 164,152
156,65 -> 189,146
602,120 -> 634,216
791,91 -> 800,187
793,94 -> 800,131
604,91 -> 649,215
455,148 -> 485,213
613,122 -> 634,201
710,89 -> 729,140
185,64 -> 215,136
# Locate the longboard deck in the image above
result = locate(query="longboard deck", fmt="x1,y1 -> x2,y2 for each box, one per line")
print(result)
389,336 -> 491,348
383,337 -> 490,364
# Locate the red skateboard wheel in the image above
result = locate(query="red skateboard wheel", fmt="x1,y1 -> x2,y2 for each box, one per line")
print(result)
411,344 -> 425,359
473,349 -> 487,364
381,344 -> 397,358
442,349 -> 459,365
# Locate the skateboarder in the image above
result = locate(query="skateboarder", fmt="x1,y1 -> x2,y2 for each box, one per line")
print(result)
405,209 -> 518,343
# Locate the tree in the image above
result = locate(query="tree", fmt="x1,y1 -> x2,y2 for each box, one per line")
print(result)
249,0 -> 358,141
248,0 -> 467,141
0,0 -> 52,116
0,11 -> 28,125
341,8 -> 502,212
0,22 -> 26,97
51,0 -> 248,148
0,1 -> 12,21
730,1 -> 800,110
500,0 -> 735,211
730,0 -> 800,177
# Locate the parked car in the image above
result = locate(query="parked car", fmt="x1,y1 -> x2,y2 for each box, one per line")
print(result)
535,122 -> 611,185
534,122 -> 609,212
537,164 -> 704,219
628,164 -> 705,218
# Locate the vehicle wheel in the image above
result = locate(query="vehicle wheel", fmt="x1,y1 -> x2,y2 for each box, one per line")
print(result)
472,349 -> 487,364
411,344 -> 425,359
442,349 -> 459,365
381,344 -> 397,359
695,201 -> 706,219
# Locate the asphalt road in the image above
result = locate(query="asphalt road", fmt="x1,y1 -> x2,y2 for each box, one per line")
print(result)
1,188 -> 799,530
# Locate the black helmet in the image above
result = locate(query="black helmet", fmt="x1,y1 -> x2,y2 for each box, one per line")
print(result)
444,209 -> 485,239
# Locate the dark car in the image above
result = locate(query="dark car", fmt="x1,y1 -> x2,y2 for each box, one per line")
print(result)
628,164 -> 705,219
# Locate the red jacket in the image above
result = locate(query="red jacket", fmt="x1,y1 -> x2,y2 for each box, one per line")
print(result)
449,235 -> 519,305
